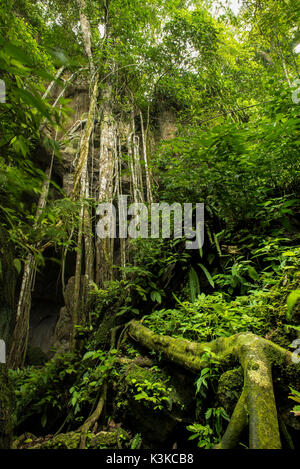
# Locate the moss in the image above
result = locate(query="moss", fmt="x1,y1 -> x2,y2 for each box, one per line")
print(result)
265,327 -> 295,349
112,362 -> 192,445
217,367 -> 243,415
94,313 -> 116,348
118,363 -> 172,412
89,429 -> 130,449
27,429 -> 130,449
122,363 -> 184,412
0,364 -> 15,449
11,433 -> 36,449
124,363 -> 158,385
29,431 -> 81,449
216,390 -> 248,449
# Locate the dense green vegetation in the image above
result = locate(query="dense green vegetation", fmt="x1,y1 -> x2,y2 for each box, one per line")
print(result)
0,0 -> 299,451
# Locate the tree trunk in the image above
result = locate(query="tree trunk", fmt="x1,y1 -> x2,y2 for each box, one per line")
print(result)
76,0 -> 95,75
95,84 -> 116,286
71,74 -> 99,341
139,109 -> 153,204
7,156 -> 55,369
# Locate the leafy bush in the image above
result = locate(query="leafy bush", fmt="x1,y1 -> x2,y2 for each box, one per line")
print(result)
9,352 -> 78,431
144,292 -> 267,342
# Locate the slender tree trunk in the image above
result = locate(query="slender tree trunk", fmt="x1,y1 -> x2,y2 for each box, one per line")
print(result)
139,109 -> 153,204
95,84 -> 116,286
117,135 -> 126,272
72,76 -> 99,198
7,158 -> 54,369
42,66 -> 65,100
76,0 -> 95,75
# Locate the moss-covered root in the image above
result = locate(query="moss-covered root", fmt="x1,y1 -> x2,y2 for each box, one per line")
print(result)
215,390 -> 248,449
127,320 -> 299,449
217,336 -> 282,449
238,336 -> 281,449
127,320 -> 232,372
79,383 -> 107,449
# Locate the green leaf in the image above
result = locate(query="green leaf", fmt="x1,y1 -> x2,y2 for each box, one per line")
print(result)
247,266 -> 259,282
287,290 -> 300,321
3,41 -> 33,66
82,351 -> 96,360
41,413 -> 47,428
13,258 -> 22,274
134,392 -> 148,401
189,267 -> 201,302
15,88 -> 51,120
11,135 -> 28,157
198,263 -> 215,288
150,291 -> 162,303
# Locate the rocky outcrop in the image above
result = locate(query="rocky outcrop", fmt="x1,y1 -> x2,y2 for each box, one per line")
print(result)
51,275 -> 89,354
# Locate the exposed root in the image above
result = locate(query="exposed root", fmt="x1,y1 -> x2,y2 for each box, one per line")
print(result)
79,383 -> 107,449
215,390 -> 248,449
238,337 -> 281,449
127,320 -> 299,449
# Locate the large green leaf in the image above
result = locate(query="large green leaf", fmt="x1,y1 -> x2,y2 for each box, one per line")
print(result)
2,41 -> 33,66
15,88 -> 51,120
198,263 -> 215,288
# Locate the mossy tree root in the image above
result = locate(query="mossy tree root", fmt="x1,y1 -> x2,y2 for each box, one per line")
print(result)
215,390 -> 248,449
78,383 -> 107,449
127,320 -> 299,449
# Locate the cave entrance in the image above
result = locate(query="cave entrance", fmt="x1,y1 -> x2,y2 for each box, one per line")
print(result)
27,248 -> 75,362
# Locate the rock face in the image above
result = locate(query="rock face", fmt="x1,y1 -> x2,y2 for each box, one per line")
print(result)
51,275 -> 88,354
28,301 -> 59,355
28,75 -> 178,356
26,252 -> 63,359
158,108 -> 177,141
53,77 -> 91,196
50,306 -> 72,355
217,368 -> 244,416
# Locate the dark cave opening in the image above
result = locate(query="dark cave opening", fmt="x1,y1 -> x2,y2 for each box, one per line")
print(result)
27,247 -> 76,362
